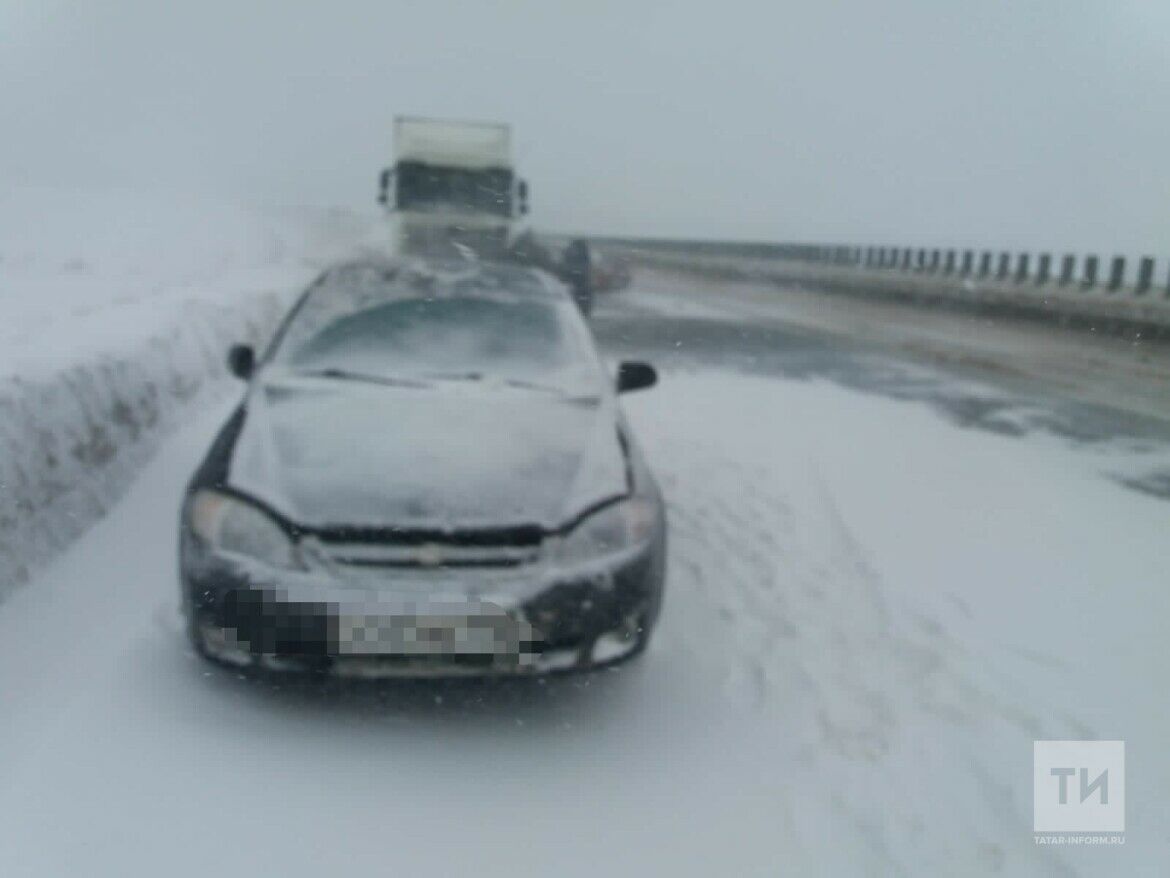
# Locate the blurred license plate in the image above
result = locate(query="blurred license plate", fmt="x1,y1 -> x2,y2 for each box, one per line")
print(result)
336,613 -> 516,656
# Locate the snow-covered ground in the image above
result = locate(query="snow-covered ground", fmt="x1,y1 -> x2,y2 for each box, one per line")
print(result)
1,239 -> 1169,874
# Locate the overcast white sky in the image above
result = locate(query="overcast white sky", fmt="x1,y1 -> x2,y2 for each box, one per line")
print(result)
2,1 -> 1168,252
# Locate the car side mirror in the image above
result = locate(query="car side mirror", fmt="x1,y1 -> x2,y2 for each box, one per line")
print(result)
616,361 -> 657,393
227,344 -> 255,380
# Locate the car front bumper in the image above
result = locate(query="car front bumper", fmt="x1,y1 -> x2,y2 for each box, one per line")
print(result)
179,531 -> 665,677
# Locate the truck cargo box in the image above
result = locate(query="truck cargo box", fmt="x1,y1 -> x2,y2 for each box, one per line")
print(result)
394,116 -> 511,170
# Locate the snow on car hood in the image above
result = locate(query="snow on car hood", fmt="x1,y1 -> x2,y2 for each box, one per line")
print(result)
226,373 -> 629,532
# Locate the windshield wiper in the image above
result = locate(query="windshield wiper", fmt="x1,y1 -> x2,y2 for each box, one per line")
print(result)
295,368 -> 430,389
421,371 -> 485,382
500,377 -> 570,394
422,371 -> 568,394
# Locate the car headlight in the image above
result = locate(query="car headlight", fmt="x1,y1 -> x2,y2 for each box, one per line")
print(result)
552,496 -> 658,567
188,489 -> 298,569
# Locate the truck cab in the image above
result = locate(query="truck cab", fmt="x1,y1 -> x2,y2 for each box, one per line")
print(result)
378,117 -> 529,257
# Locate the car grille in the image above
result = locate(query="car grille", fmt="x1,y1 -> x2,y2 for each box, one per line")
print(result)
319,541 -> 540,569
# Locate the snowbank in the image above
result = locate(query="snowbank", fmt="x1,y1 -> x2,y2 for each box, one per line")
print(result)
0,189 -> 372,593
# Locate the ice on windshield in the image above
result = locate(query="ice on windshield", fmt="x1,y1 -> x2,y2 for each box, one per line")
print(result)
273,264 -> 595,386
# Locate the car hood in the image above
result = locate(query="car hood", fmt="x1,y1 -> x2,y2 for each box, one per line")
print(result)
226,374 -> 629,532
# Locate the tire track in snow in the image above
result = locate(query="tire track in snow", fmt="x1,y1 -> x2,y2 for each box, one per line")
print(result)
623,367 -> 1102,873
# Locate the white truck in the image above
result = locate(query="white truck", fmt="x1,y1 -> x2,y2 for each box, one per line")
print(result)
377,116 -> 530,257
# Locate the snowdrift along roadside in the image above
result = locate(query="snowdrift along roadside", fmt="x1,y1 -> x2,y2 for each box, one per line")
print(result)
0,191 -> 372,595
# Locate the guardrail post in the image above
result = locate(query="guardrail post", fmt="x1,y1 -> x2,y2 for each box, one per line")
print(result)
944,250 -> 955,274
961,250 -> 973,275
1059,254 -> 1075,286
1107,256 -> 1124,292
978,252 -> 992,278
916,248 -> 926,271
1015,253 -> 1030,283
1036,254 -> 1051,285
1082,256 -> 1098,288
997,252 -> 1011,280
1136,256 -> 1153,294
929,249 -> 940,272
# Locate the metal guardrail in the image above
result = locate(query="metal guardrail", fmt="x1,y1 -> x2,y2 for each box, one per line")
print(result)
576,237 -> 1170,339
581,237 -> 1170,298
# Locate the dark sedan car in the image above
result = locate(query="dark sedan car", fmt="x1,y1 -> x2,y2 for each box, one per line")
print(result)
179,258 -> 666,676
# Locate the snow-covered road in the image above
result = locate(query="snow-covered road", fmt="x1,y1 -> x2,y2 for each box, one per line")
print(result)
2,268 -> 1169,876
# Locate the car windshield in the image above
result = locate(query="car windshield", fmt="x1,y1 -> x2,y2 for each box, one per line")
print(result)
271,265 -> 594,388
